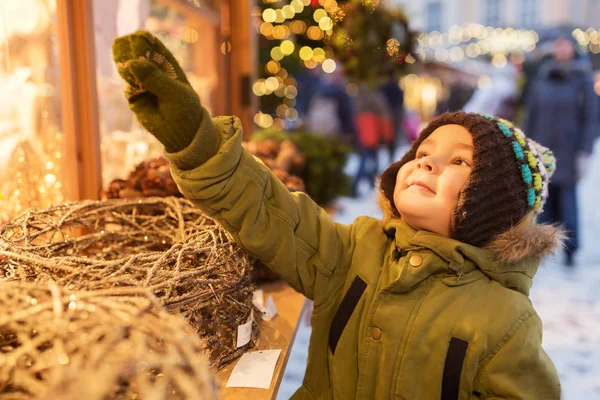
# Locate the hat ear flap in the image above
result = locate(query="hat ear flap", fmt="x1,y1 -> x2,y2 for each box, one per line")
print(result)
527,139 -> 556,179
525,138 -> 555,214
540,148 -> 556,178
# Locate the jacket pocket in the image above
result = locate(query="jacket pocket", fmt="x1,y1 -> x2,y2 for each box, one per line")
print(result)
328,275 -> 367,354
442,337 -> 469,400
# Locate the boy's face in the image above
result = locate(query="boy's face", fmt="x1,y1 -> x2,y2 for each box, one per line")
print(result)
393,125 -> 473,238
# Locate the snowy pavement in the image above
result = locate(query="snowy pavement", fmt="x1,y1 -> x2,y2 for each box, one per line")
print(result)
277,147 -> 600,399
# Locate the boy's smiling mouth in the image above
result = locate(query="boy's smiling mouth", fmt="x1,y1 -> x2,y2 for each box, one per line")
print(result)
408,180 -> 436,194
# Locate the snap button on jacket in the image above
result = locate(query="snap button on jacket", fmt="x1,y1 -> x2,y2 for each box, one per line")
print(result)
409,254 -> 423,267
371,326 -> 382,340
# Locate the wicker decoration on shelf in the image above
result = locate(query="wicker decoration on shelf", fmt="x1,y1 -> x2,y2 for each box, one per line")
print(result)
0,281 -> 219,400
0,197 -> 257,369
250,129 -> 352,207
102,157 -> 181,200
102,149 -> 306,199
99,149 -> 302,284
242,139 -> 306,193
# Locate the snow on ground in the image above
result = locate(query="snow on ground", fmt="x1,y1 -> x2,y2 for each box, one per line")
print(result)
277,145 -> 600,399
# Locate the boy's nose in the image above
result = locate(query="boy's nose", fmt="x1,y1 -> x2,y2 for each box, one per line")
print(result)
417,156 -> 436,173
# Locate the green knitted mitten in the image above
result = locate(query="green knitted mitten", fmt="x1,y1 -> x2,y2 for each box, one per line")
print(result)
112,31 -> 208,153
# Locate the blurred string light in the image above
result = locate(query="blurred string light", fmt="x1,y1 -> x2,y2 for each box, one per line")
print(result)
573,28 -> 600,54
416,23 -> 539,68
416,24 -> 600,69
255,0 -> 342,130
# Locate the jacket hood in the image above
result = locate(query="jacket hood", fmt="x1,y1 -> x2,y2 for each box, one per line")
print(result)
378,189 -> 564,295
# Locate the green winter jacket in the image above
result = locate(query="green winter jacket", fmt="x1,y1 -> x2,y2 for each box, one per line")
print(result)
166,115 -> 561,400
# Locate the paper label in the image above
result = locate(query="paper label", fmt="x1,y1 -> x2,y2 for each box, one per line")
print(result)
226,349 -> 282,389
236,310 -> 253,348
253,289 -> 269,319
264,295 -> 278,321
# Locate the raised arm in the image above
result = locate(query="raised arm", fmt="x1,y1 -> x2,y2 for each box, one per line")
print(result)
112,31 -> 356,302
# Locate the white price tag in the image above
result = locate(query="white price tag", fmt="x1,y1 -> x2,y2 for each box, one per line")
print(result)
236,310 -> 253,348
264,295 -> 278,321
226,349 -> 282,389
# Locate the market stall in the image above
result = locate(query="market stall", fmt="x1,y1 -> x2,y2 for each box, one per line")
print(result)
0,2 -> 316,398
0,0 -> 256,220
217,281 -> 309,399
0,196 -> 308,399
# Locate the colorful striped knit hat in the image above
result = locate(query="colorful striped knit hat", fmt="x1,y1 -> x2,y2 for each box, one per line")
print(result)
380,111 -> 556,247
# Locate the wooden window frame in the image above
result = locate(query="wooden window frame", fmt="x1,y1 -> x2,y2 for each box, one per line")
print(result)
54,0 -> 255,201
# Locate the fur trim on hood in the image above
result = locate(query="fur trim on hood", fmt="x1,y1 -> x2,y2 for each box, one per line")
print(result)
377,188 -> 565,264
485,213 -> 566,264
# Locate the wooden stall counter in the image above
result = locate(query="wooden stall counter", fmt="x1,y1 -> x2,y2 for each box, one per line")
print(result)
217,280 -> 309,399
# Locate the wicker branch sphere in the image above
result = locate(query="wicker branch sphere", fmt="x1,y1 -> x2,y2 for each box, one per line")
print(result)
0,281 -> 220,400
0,197 -> 258,369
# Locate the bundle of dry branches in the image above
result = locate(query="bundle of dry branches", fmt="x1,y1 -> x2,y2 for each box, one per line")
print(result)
102,157 -> 182,200
0,281 -> 219,400
0,197 -> 257,369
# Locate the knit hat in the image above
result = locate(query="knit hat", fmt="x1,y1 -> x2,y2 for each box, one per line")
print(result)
380,111 -> 556,247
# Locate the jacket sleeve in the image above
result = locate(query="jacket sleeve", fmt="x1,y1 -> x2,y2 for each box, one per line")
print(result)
474,311 -> 561,399
165,115 -> 356,303
578,74 -> 599,154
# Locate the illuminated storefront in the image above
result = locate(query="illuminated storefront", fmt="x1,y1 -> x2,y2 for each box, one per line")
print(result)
0,0 -> 255,219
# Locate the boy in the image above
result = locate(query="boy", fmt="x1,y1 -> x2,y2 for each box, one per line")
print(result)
113,31 -> 561,399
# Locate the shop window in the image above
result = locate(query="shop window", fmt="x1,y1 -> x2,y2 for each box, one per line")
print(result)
92,0 -> 223,188
0,0 -> 67,219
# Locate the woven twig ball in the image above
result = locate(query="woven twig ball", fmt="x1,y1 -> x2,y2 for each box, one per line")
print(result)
0,197 -> 258,368
0,281 -> 219,400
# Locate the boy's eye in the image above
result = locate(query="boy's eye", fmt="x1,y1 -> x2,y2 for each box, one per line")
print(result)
452,157 -> 471,167
416,151 -> 428,158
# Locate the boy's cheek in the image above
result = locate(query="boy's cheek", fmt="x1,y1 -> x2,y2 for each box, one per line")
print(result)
396,163 -> 412,185
394,172 -> 407,196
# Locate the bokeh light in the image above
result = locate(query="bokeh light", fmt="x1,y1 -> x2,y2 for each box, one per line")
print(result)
322,59 -> 337,73
260,22 -> 274,37
299,46 -> 314,60
307,26 -> 324,41
262,8 -> 276,23
280,40 -> 295,55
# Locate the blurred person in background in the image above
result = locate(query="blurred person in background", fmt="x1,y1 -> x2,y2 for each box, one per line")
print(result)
520,40 -> 554,106
379,69 -> 405,163
351,83 -> 392,198
304,66 -> 356,146
463,59 -> 519,120
524,35 -> 599,266
446,71 -> 476,113
296,68 -> 321,122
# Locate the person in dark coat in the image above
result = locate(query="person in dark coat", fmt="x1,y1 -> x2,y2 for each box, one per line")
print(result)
379,71 -> 404,163
351,83 -> 392,198
524,36 -> 599,266
303,67 -> 356,146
